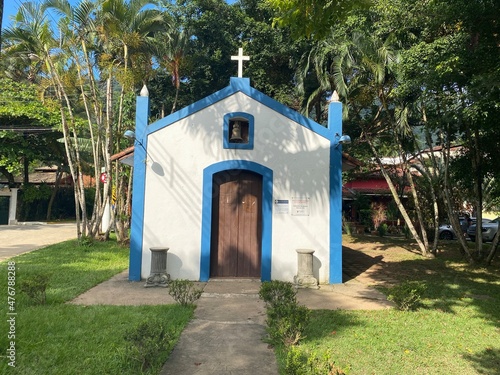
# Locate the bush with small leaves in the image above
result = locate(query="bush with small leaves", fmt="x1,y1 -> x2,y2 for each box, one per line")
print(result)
20,273 -> 50,305
78,235 -> 94,248
168,279 -> 203,306
377,223 -> 388,237
259,281 -> 310,347
387,280 -> 427,311
284,347 -> 348,375
124,319 -> 174,372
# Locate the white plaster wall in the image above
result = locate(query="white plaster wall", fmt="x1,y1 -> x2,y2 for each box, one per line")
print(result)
141,92 -> 331,283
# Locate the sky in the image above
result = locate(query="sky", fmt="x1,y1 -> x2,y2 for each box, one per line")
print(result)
2,0 -> 238,31
3,0 -> 25,29
2,0 -> 77,30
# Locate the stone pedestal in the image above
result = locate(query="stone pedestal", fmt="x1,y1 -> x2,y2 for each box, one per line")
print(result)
145,247 -> 170,287
293,248 -> 318,289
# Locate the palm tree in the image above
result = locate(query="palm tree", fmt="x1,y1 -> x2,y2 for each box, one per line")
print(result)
3,1 -> 94,238
299,27 -> 439,257
153,28 -> 190,114
4,0 -> 168,241
95,0 -> 169,241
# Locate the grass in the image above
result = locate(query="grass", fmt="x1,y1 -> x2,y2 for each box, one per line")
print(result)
0,239 -> 194,374
276,235 -> 500,375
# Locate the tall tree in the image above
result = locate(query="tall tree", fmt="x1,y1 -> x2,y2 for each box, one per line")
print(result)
3,0 -> 167,241
0,77 -> 64,186
377,0 -> 500,261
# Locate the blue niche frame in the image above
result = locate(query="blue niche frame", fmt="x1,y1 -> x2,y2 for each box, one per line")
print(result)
223,112 -> 254,149
200,160 -> 273,282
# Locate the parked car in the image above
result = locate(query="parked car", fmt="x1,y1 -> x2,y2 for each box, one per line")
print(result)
438,217 -> 491,240
467,217 -> 499,242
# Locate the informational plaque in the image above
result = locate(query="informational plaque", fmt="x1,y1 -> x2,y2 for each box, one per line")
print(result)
274,199 -> 289,214
291,197 -> 310,216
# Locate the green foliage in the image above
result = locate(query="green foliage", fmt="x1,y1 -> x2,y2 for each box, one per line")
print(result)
0,78 -> 64,180
284,346 -> 348,375
168,279 -> 203,306
20,184 -> 52,203
377,223 -> 388,237
259,281 -> 310,347
358,209 -> 372,229
265,0 -> 370,39
19,273 -> 50,305
387,281 -> 427,311
78,235 -> 95,248
259,280 -> 298,307
124,319 -> 175,372
402,225 -> 412,239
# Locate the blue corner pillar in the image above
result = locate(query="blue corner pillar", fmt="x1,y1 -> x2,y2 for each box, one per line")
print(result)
328,99 -> 343,284
129,85 -> 150,281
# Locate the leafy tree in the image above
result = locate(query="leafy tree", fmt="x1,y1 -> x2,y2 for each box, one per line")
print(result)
272,0 -> 500,262
377,0 -> 500,261
0,78 -> 64,185
3,0 -> 168,241
264,0 -> 370,40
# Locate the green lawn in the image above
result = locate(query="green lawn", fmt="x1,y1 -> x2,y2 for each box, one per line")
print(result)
0,239 -> 193,374
1,235 -> 498,374
278,236 -> 500,374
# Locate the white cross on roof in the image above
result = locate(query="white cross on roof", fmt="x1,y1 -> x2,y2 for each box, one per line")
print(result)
231,47 -> 250,78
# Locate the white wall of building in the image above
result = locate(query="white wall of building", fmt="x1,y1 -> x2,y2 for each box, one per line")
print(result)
140,92 -> 331,283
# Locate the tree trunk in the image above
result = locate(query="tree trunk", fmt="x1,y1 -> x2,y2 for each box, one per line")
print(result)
366,138 -> 432,257
441,131 -> 475,263
46,168 -> 62,221
486,232 -> 499,265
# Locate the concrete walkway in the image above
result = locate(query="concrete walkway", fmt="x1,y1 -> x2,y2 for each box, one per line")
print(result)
0,222 -> 77,261
71,271 -> 392,375
159,279 -> 277,375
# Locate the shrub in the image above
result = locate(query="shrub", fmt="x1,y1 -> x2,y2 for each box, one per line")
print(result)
20,273 -> 50,305
259,280 -> 298,308
377,223 -> 388,237
168,279 -> 203,306
78,235 -> 95,248
268,304 -> 310,346
403,225 -> 412,239
259,281 -> 310,347
284,347 -> 348,375
124,319 -> 174,371
387,281 -> 427,311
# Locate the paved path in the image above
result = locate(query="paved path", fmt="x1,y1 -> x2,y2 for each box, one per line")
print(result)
159,279 -> 277,375
71,272 -> 392,375
0,222 -> 77,261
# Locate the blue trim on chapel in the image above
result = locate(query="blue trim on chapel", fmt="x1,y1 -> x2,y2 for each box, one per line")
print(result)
145,77 -> 332,140
328,101 -> 344,284
129,95 -> 150,281
200,160 -> 273,282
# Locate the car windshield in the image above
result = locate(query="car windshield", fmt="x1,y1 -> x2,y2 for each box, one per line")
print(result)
491,217 -> 500,223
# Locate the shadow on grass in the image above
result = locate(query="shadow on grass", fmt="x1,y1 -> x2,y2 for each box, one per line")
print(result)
304,310 -> 364,341
342,236 -> 500,327
344,234 -> 423,254
1,239 -> 129,307
342,246 -> 384,282
463,347 -> 500,374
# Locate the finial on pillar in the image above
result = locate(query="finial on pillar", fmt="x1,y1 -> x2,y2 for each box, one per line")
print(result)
330,90 -> 340,102
140,84 -> 149,97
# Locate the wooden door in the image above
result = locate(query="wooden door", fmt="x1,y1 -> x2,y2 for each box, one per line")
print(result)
211,170 -> 262,277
